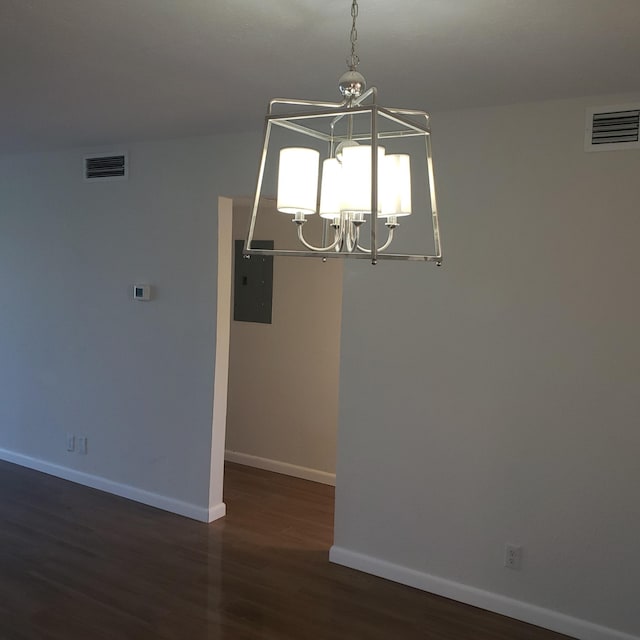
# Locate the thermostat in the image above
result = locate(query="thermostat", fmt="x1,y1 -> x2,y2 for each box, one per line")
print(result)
133,284 -> 151,301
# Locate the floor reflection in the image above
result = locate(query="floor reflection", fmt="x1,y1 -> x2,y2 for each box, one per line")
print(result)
0,461 -> 570,640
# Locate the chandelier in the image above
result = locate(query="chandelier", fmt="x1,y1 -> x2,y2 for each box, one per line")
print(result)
245,0 -> 442,266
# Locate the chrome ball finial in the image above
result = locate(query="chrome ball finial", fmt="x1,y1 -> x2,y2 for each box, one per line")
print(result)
338,70 -> 366,98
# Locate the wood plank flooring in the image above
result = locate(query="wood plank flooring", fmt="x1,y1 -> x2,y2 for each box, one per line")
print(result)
0,460 -> 574,640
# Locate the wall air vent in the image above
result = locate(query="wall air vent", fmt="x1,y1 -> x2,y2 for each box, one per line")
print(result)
585,105 -> 640,152
84,153 -> 128,181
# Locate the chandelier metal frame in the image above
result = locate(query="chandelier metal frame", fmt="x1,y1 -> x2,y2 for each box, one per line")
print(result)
244,0 -> 442,266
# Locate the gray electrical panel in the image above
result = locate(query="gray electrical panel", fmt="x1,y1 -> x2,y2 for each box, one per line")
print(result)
233,240 -> 274,324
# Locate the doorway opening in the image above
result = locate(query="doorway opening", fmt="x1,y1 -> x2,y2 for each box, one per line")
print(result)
212,196 -> 343,529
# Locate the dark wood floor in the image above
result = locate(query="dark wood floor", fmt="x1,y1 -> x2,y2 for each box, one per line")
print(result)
0,460 -> 573,640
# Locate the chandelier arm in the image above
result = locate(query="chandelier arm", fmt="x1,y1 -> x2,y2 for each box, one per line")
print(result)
296,223 -> 343,252
345,221 -> 360,253
344,225 -> 353,252
356,226 -> 395,253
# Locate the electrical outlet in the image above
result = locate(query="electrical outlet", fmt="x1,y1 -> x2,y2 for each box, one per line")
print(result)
66,433 -> 75,452
504,544 -> 523,570
77,436 -> 88,455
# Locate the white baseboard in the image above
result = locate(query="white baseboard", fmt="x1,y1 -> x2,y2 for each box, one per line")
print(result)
0,448 -> 224,524
208,502 -> 226,522
329,546 -> 638,640
225,450 -> 336,486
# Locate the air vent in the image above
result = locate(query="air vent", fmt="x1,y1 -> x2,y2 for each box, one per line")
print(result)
585,105 -> 640,152
84,153 -> 128,181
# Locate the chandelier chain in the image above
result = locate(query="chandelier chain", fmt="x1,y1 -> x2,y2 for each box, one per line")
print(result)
347,0 -> 360,70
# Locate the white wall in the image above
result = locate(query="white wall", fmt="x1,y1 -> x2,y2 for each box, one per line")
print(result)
332,93 -> 640,640
3,91 -> 640,637
0,132 -> 260,519
225,200 -> 342,482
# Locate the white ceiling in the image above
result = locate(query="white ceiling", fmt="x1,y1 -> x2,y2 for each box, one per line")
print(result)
1,0 -> 639,153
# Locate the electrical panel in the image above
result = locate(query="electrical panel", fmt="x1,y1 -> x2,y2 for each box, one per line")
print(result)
233,240 -> 274,324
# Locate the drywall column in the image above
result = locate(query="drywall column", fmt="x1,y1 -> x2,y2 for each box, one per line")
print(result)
332,93 -> 640,640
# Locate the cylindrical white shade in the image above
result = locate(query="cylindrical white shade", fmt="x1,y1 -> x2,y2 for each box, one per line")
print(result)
381,154 -> 412,217
340,145 -> 385,214
277,147 -> 319,215
319,158 -> 343,219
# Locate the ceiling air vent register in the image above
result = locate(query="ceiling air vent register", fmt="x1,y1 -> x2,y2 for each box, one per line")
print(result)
585,105 -> 640,152
84,154 -> 128,181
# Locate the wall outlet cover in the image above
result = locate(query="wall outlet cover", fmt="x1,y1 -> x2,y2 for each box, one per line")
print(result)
505,544 -> 523,570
